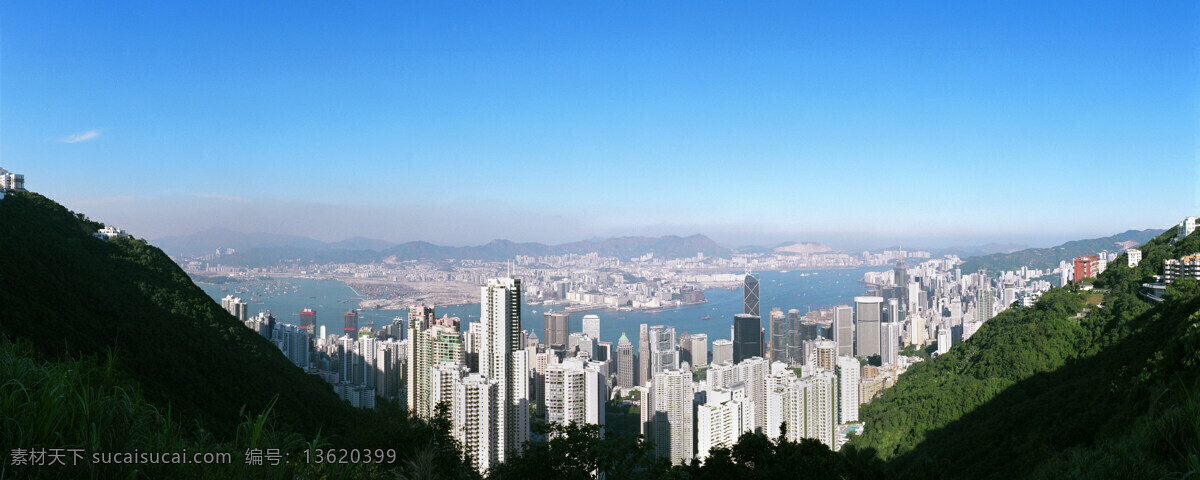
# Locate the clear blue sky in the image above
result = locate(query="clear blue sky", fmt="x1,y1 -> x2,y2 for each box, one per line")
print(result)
2,1 -> 1197,249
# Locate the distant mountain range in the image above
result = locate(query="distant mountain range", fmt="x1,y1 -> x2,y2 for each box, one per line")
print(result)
155,229 -> 733,266
958,229 -> 1164,274
933,242 -> 1031,257
155,227 -> 397,257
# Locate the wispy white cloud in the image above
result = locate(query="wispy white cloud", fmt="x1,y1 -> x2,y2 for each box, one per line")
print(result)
59,130 -> 101,143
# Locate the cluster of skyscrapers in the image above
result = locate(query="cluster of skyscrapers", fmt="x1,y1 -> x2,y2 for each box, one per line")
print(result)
222,253 -> 1062,471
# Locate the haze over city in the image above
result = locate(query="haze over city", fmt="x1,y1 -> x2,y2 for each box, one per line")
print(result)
2,1 -> 1196,249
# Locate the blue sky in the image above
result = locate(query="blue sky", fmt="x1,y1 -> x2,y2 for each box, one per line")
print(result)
2,1 -> 1197,249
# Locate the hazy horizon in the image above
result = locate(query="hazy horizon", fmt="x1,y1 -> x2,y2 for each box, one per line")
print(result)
143,218 -> 1165,254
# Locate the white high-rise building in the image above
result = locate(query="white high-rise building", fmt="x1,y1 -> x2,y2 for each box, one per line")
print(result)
430,361 -> 469,418
739,356 -> 769,432
833,305 -> 854,357
963,320 -> 982,341
880,322 -> 900,366
1179,216 -> 1198,242
907,281 -> 922,314
617,333 -> 635,388
764,370 -> 837,448
801,372 -> 838,448
711,339 -> 733,366
835,356 -> 859,424
454,373 -> 499,473
221,295 -> 249,322
568,332 -> 598,360
707,361 -> 735,392
647,369 -> 694,465
582,314 -> 601,340
696,386 -> 754,460
544,357 -> 606,433
691,333 -> 708,368
1127,248 -> 1142,267
0,168 -> 25,191
937,326 -> 951,355
649,326 -> 679,376
855,296 -> 883,358
812,340 -> 837,372
479,278 -> 529,463
909,314 -> 927,346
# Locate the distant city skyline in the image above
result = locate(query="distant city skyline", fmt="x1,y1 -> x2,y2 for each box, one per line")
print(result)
2,2 -> 1196,249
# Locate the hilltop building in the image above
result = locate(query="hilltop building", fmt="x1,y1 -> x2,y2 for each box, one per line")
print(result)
1074,255 -> 1101,282
1127,248 -> 1142,268
1179,216 -> 1198,242
1164,254 -> 1200,284
0,168 -> 25,191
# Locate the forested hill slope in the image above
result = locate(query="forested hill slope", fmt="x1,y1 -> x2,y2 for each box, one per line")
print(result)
0,192 -> 478,478
852,225 -> 1200,478
958,229 -> 1162,275
0,192 -> 357,436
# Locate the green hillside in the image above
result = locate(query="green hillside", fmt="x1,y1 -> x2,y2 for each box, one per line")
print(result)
853,226 -> 1200,478
958,229 -> 1162,275
0,192 -> 476,478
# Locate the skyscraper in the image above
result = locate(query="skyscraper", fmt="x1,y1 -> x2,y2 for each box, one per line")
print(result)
910,313 -> 927,346
786,309 -> 803,363
855,297 -> 883,358
649,326 -> 679,377
454,372 -> 500,473
976,287 -> 995,323
894,258 -> 908,312
406,306 -> 463,419
769,308 -> 786,362
937,326 -> 951,355
733,314 -> 762,363
344,310 -> 359,338
833,305 -> 853,357
221,295 -> 248,322
582,314 -> 601,340
480,278 -> 529,462
696,386 -> 754,461
638,323 -> 650,386
544,312 -> 569,349
617,333 -> 635,388
740,356 -> 769,431
677,331 -> 693,365
812,340 -> 837,372
881,299 -> 902,365
835,356 -> 860,424
743,274 -> 760,317
544,358 -> 606,433
712,339 -> 733,366
648,369 -> 694,465
691,333 -> 708,368
299,308 -> 316,334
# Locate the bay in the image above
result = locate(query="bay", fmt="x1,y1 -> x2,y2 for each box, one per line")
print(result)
198,267 -> 877,347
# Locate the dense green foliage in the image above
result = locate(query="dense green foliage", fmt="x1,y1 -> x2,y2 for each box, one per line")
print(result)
489,422 -> 667,480
0,192 -> 476,478
2,338 -> 341,478
958,229 -> 1161,274
852,227 -> 1200,478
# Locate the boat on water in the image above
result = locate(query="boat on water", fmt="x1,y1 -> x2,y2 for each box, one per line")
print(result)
701,315 -> 711,321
